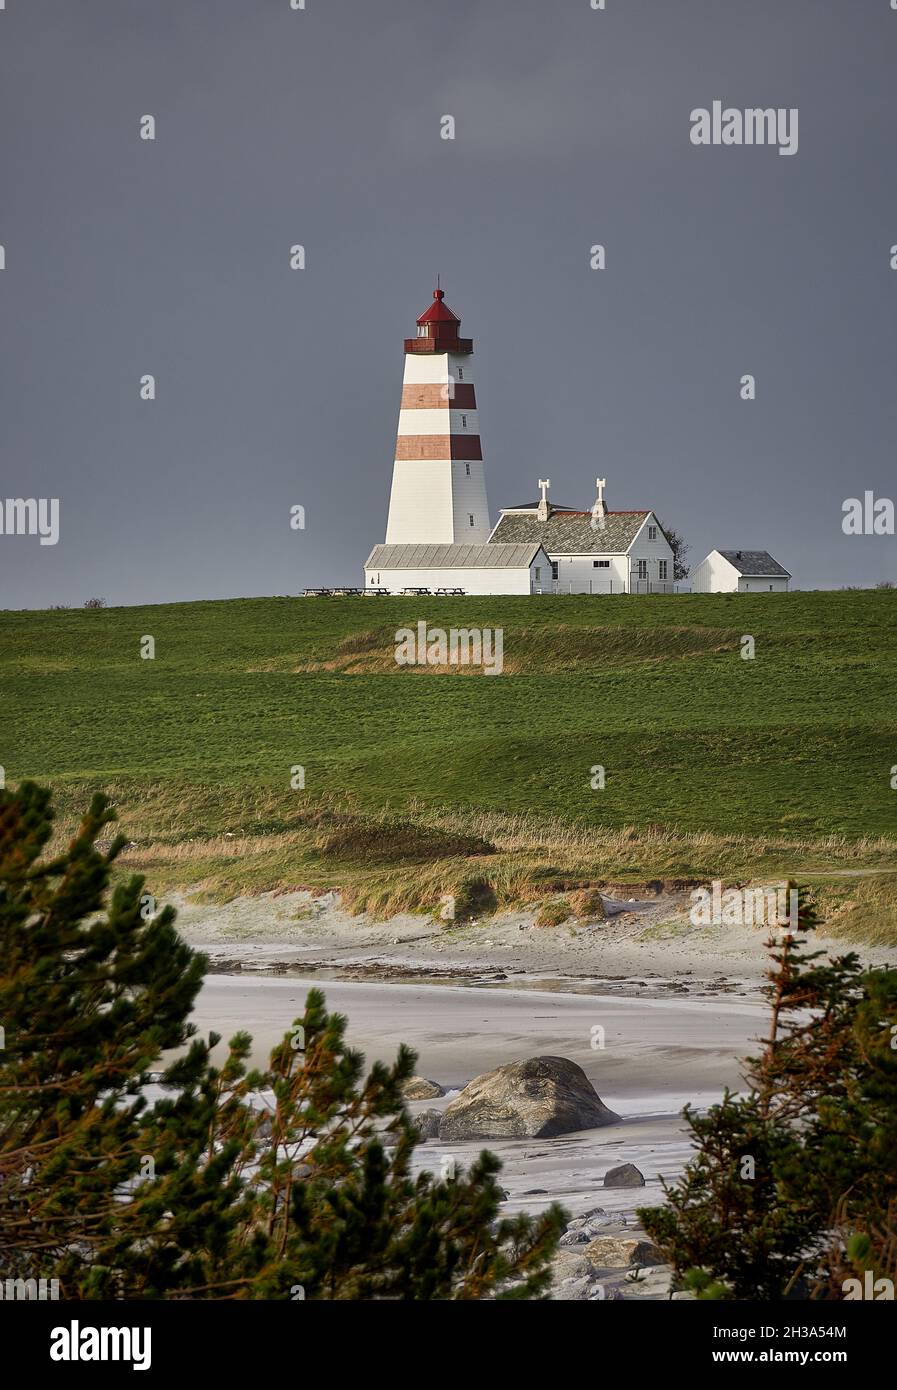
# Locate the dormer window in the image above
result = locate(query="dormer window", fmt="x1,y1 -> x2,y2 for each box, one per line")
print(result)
648,525 -> 657,540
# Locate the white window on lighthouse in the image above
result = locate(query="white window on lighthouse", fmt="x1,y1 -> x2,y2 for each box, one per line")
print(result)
417,325 -> 427,337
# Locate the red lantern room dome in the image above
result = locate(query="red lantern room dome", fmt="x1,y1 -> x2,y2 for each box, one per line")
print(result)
405,286 -> 473,355
416,288 -> 460,325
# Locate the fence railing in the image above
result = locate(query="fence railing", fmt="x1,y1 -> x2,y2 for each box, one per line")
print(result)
531,580 -> 678,596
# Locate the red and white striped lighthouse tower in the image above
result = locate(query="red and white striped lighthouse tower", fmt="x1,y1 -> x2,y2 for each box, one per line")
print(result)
384,287 -> 491,544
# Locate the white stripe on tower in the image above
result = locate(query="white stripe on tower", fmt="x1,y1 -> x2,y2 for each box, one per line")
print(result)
384,288 -> 491,545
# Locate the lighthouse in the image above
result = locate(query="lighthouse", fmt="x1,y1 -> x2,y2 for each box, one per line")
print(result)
384,287 -> 491,545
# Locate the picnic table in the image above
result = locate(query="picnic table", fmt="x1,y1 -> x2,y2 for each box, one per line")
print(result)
304,587 -> 364,597
401,586 -> 431,596
434,587 -> 466,596
364,587 -> 391,596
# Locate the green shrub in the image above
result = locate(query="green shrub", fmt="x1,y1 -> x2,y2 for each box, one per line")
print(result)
534,898 -> 571,928
640,892 -> 897,1300
451,874 -> 498,921
0,782 -> 563,1300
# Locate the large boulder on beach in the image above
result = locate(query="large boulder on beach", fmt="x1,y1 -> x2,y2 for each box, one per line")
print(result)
401,1076 -> 445,1100
584,1236 -> 665,1270
412,1108 -> 442,1139
603,1162 -> 645,1189
438,1056 -> 619,1141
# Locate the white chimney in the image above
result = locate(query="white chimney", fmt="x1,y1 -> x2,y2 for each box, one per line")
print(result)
537,478 -> 551,523
591,477 -> 608,529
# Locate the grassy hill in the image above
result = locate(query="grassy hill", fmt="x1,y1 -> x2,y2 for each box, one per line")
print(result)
2,591 -> 896,932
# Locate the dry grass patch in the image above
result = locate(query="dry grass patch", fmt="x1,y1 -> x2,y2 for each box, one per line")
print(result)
36,782 -> 897,941
285,623 -> 744,676
817,874 -> 897,948
569,888 -> 606,921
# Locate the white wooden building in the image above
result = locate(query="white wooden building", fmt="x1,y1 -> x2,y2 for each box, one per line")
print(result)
488,479 -> 676,594
364,542 -> 551,595
692,549 -> 791,593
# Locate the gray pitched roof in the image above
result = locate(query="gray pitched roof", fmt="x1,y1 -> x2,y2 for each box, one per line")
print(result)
365,542 -> 546,570
717,549 -> 791,577
489,509 -> 651,554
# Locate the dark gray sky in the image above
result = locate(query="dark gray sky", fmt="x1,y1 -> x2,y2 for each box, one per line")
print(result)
2,0 -> 895,606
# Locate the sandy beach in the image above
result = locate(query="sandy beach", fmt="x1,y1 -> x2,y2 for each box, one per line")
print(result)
173,884 -> 892,995
190,970 -> 764,1299
168,885 -> 891,1299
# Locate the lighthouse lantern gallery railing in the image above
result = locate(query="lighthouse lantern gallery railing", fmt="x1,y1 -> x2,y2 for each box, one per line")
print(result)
403,337 -> 473,354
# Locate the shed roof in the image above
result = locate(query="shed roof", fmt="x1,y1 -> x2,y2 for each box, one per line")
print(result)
717,549 -> 791,577
365,542 -> 546,570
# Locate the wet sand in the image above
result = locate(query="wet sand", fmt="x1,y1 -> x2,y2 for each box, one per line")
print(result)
190,973 -> 766,1228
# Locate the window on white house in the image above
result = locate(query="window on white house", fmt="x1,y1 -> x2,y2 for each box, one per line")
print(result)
457,367 -> 463,379
465,463 -> 470,475
535,567 -> 541,581
468,514 -> 474,526
551,562 -> 558,579
461,414 -> 467,427
638,560 -> 648,579
593,560 -> 610,568
659,560 -> 668,580
648,525 -> 657,540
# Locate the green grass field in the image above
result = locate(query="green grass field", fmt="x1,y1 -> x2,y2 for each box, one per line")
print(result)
2,591 -> 895,921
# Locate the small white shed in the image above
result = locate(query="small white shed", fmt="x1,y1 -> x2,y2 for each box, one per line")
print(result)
692,549 -> 791,593
364,542 -> 552,595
